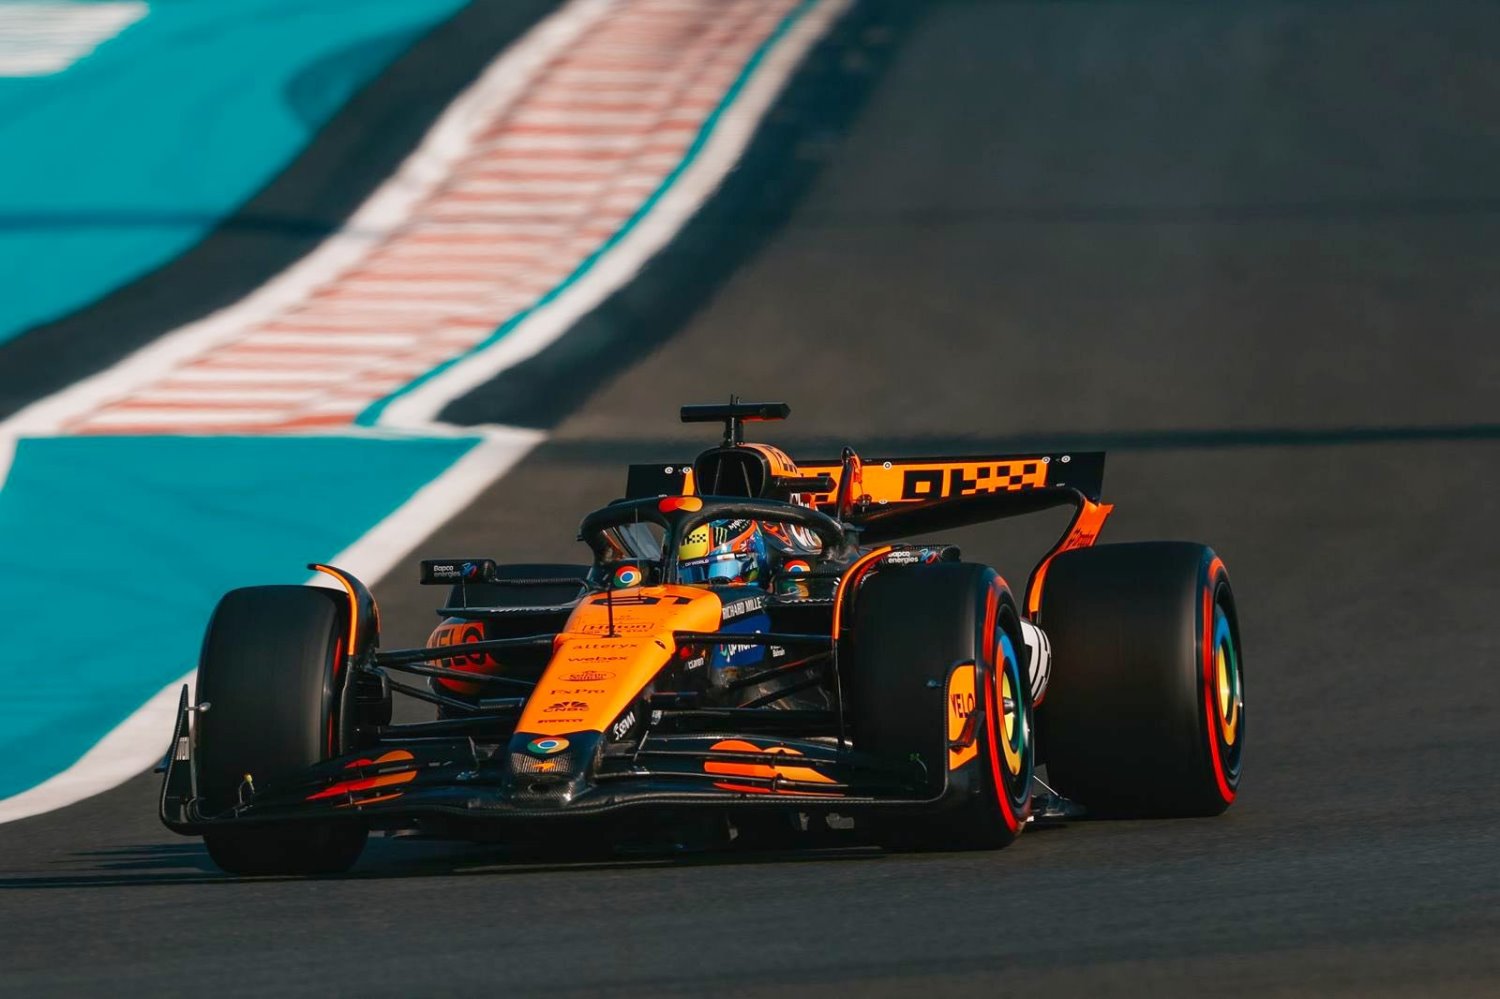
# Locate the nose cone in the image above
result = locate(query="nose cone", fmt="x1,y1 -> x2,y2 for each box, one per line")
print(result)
504,730 -> 603,806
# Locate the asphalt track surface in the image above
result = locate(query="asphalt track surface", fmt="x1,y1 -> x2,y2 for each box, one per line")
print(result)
3,1 -> 1499,995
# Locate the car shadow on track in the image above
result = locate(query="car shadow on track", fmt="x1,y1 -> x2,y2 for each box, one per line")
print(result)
0,837 -> 894,890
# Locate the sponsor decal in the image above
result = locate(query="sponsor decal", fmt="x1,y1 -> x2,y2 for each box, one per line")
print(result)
951,689 -> 976,720
900,460 -> 1047,500
428,620 -> 490,668
1064,527 -> 1100,548
562,670 -> 615,682
548,687 -> 606,695
579,621 -> 656,635
714,643 -> 764,668
796,460 -> 1049,506
422,558 -> 496,583
713,613 -> 771,668
526,737 -> 570,755
882,549 -> 920,566
610,710 -> 638,741
721,595 -> 766,621
658,495 -> 703,513
947,664 -> 979,770
612,565 -> 642,588
544,700 -> 589,713
782,559 -> 812,574
716,519 -> 753,541
684,654 -> 706,671
569,654 -> 628,663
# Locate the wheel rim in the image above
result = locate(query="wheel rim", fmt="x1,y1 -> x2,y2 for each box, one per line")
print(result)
1212,604 -> 1242,748
1199,572 -> 1244,803
996,632 -> 1030,783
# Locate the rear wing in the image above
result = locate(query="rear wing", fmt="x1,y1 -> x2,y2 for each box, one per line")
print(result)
798,451 -> 1104,506
626,450 -> 1111,616
626,451 -> 1105,506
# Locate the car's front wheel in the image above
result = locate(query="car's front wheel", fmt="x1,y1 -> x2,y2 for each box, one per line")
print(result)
848,562 -> 1033,850
195,585 -> 367,875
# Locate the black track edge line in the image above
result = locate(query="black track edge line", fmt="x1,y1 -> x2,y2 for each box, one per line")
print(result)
0,0 -> 563,421
436,0 -> 925,430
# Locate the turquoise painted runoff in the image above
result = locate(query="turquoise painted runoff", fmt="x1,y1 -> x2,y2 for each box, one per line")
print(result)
0,0 -> 468,345
0,433 -> 480,799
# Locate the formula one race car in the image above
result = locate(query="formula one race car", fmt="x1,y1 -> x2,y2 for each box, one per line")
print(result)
159,402 -> 1245,875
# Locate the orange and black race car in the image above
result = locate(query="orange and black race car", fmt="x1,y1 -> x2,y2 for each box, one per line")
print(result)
159,401 -> 1245,875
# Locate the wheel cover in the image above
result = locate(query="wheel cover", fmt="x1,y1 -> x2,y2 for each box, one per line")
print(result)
1200,565 -> 1243,803
996,632 -> 1030,782
1214,611 -> 1242,747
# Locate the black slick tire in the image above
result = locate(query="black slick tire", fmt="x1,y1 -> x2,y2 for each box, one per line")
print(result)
195,585 -> 367,875
1037,542 -> 1243,817
849,563 -> 1033,851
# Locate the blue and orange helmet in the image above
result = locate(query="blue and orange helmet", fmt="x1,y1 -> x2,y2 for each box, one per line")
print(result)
677,519 -> 768,586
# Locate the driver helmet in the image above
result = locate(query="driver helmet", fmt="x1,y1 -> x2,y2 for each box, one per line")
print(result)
678,519 -> 768,586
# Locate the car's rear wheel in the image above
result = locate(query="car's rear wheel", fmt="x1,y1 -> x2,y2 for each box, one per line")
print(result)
1037,542 -> 1243,817
849,563 -> 1032,850
195,585 -> 367,875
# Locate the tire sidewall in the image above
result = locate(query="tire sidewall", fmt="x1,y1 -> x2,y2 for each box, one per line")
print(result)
195,586 -> 348,814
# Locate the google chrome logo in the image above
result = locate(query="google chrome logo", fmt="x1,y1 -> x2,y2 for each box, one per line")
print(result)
526,737 -> 570,755
613,565 -> 642,588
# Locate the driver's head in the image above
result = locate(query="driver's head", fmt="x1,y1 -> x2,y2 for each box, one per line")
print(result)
678,519 -> 768,586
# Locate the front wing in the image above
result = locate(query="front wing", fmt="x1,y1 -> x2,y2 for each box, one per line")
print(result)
158,687 -> 970,836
